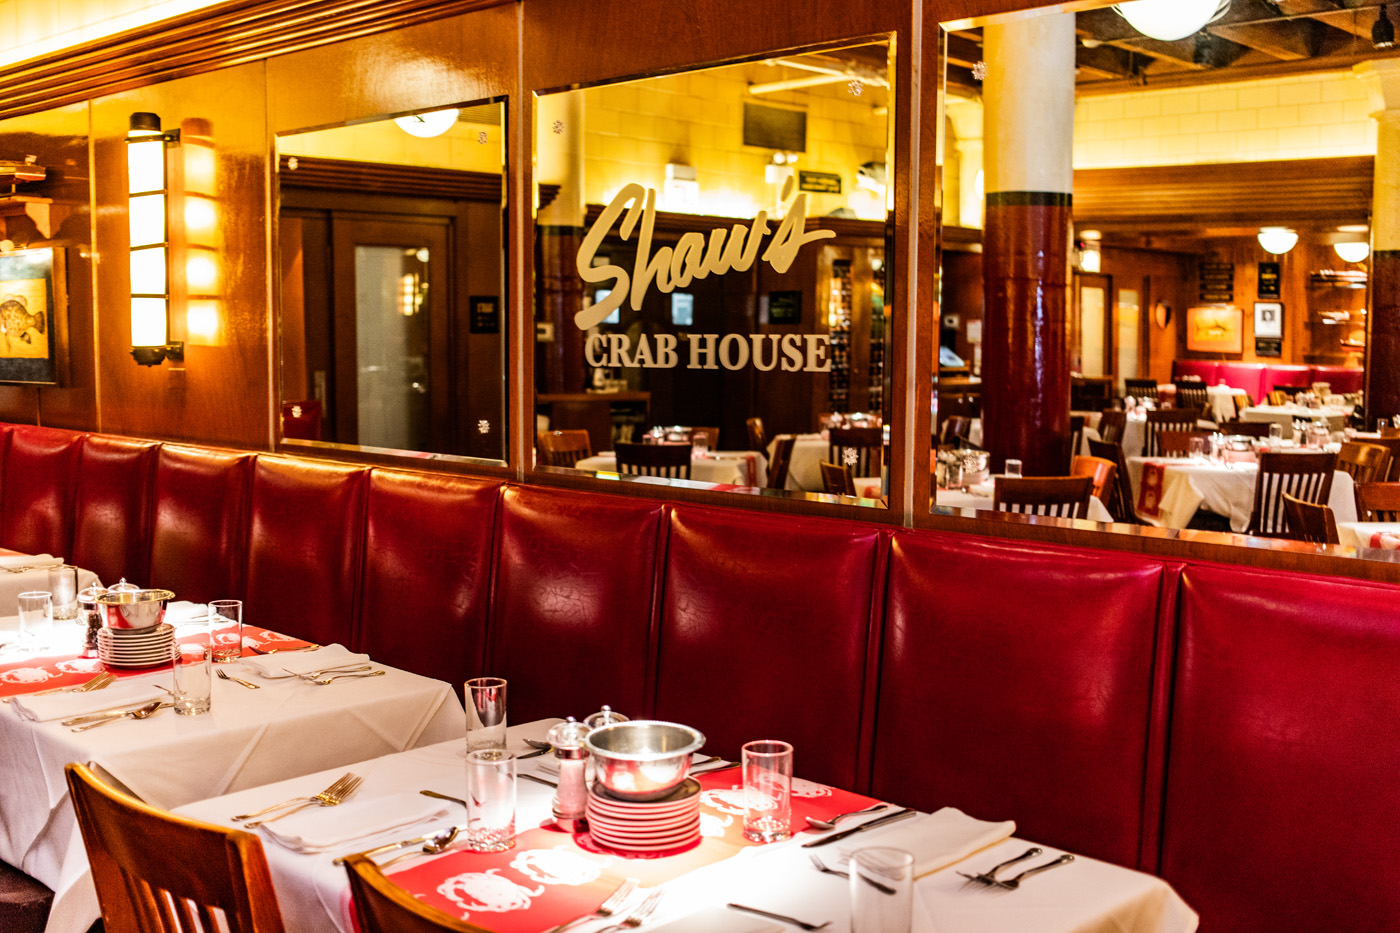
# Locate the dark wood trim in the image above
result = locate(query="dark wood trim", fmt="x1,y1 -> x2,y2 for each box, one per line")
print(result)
0,0 -> 511,121
278,155 -> 539,205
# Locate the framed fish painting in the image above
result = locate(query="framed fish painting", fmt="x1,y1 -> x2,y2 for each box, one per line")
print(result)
0,247 -> 64,384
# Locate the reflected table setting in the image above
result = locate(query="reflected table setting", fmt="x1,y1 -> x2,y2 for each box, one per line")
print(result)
1125,456 -> 1356,532
937,483 -> 1115,523
576,450 -> 766,487
1336,522 -> 1400,550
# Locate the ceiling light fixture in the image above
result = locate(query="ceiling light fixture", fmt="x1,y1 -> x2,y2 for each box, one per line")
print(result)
1335,241 -> 1371,264
1115,0 -> 1231,42
1257,227 -> 1299,255
394,108 -> 460,138
1375,3 -> 1395,49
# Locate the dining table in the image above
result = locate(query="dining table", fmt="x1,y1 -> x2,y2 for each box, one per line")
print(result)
936,483 -> 1116,523
1240,403 -> 1353,432
0,613 -> 466,933
768,433 -> 831,492
576,450 -> 766,487
1336,522 -> 1400,550
175,719 -> 1198,933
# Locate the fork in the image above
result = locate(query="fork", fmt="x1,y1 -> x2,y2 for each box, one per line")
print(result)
726,904 -> 830,930
311,670 -> 385,685
596,889 -> 663,933
957,847 -> 1043,888
807,854 -> 896,895
216,669 -> 260,690
283,663 -> 371,680
544,878 -> 638,933
982,854 -> 1075,891
233,773 -> 358,822
5,672 -> 113,702
241,774 -> 362,827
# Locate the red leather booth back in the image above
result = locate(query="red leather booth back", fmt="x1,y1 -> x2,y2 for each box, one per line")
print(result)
149,446 -> 252,603
0,426 -> 81,559
71,436 -> 157,587
1161,565 -> 1400,932
488,486 -> 666,725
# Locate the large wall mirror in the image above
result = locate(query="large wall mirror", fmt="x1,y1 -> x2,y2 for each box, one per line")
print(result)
276,99 -> 507,463
533,38 -> 894,506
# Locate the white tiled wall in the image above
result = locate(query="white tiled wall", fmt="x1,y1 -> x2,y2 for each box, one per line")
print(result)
0,0 -> 224,68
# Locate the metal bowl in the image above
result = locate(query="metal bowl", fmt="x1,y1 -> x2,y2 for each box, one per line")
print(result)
585,720 -> 706,801
95,589 -> 175,629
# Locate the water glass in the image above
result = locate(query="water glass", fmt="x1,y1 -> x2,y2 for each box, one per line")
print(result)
465,749 -> 516,852
850,847 -> 915,933
465,677 -> 508,750
209,599 -> 243,663
47,565 -> 78,621
18,591 -> 52,645
1188,436 -> 1207,460
742,739 -> 793,843
691,430 -> 710,458
1268,422 -> 1284,443
171,617 -> 213,715
1004,458 -> 1023,479
1378,419 -> 1387,434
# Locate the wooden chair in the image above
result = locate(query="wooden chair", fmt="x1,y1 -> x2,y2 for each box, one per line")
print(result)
1355,482 -> 1400,521
1232,393 -> 1254,417
767,435 -> 796,489
1282,492 -> 1340,545
65,763 -> 286,933
939,415 -> 975,446
1069,414 -> 1085,460
819,460 -> 857,497
1124,378 -> 1158,402
1086,437 -> 1141,524
1218,420 -> 1272,438
1097,409 -> 1127,445
1245,450 -> 1337,538
992,475 -> 1094,519
343,854 -> 486,932
1144,409 -> 1201,457
828,426 -> 883,476
745,417 -> 767,453
614,442 -> 691,479
1360,436 -> 1400,480
1156,430 -> 1213,458
1070,455 -> 1117,505
1337,441 -> 1392,487
688,426 -> 721,449
536,429 -> 593,468
1173,383 -> 1210,416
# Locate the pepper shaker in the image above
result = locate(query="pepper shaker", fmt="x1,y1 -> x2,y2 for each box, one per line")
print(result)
546,718 -> 593,833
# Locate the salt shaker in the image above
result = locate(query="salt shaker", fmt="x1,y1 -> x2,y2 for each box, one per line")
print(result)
76,584 -> 107,658
547,718 -> 593,833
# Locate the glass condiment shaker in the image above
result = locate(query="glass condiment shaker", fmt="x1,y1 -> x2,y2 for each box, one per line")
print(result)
546,718 -> 593,833
76,583 -> 107,658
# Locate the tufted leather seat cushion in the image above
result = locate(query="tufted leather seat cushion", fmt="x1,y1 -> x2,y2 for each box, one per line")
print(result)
1309,364 -> 1363,394
1260,363 -> 1312,395
653,505 -> 884,790
0,426 -> 81,559
488,486 -> 666,725
70,436 -> 157,587
148,445 -> 253,602
873,530 -> 1172,869
1161,564 -> 1400,931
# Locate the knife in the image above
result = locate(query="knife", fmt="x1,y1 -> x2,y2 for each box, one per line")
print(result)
61,700 -> 170,725
800,807 -> 916,848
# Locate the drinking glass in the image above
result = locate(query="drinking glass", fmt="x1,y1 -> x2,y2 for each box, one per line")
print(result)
18,591 -> 52,645
850,847 -> 915,933
465,749 -> 516,852
171,616 -> 213,715
1188,436 -> 1207,460
691,430 -> 710,458
742,739 -> 793,843
465,677 -> 508,750
1378,419 -> 1387,434
944,459 -> 961,490
1269,422 -> 1284,443
1004,458 -> 1023,479
47,565 -> 78,621
209,599 -> 243,663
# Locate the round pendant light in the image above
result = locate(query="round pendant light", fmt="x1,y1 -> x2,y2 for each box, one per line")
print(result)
1257,227 -> 1299,255
1335,241 -> 1371,264
1115,0 -> 1231,42
394,108 -> 460,139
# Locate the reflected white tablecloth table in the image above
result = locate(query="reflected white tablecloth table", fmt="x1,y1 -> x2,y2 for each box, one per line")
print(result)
0,624 -> 465,933
0,555 -> 100,620
577,450 -> 765,487
1337,522 -> 1400,550
177,721 -> 1197,933
1241,404 -> 1352,432
1125,457 -> 1356,532
768,434 -> 830,491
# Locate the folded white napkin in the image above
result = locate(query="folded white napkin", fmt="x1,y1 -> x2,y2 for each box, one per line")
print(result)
164,601 -> 211,625
258,791 -> 450,853
241,644 -> 369,679
11,680 -> 167,722
0,553 -> 59,570
836,807 -> 1015,878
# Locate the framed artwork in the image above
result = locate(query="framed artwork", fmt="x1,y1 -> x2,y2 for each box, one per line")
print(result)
1254,301 -> 1283,339
0,247 -> 63,384
1185,304 -> 1244,354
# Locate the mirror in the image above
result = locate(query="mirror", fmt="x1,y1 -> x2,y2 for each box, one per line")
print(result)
276,99 -> 507,462
532,39 -> 894,505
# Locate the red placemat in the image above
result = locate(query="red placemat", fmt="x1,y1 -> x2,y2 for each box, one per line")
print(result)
388,769 -> 882,931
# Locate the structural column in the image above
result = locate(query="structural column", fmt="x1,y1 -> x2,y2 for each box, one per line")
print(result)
1358,61 -> 1400,425
980,13 -> 1076,474
536,92 -> 586,395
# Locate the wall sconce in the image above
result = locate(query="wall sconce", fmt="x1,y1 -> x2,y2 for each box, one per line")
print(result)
180,118 -> 222,345
1257,226 -> 1298,255
127,112 -> 183,366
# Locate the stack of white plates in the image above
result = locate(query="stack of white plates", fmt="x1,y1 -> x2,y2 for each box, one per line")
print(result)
97,623 -> 175,669
586,778 -> 701,853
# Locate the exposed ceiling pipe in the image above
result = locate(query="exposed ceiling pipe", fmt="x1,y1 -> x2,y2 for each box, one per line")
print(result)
749,74 -> 855,95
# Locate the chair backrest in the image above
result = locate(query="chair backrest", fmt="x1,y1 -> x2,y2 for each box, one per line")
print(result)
1267,389 -> 1289,406
819,460 -> 857,496
745,417 -> 767,453
767,435 -> 796,489
65,763 -> 285,933
1144,409 -> 1200,457
343,855 -> 486,932
1174,384 -> 1210,415
940,415 -> 974,445
1355,482 -> 1400,522
1338,442 -> 1391,486
536,429 -> 592,468
1156,430 -> 1212,458
1070,455 -> 1117,505
828,426 -> 883,476
688,426 -> 720,450
1282,492 -> 1340,545
1364,436 -> 1400,481
992,475 -> 1094,519
1124,377 -> 1158,401
1086,438 -> 1140,524
1246,450 -> 1337,538
1097,409 -> 1127,445
1219,420 -> 1272,438
614,442 -> 691,479
1232,393 -> 1253,417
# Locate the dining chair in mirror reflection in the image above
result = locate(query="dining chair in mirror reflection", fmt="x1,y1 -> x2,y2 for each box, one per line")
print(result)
1124,378 -> 1157,402
828,427 -> 883,476
1144,409 -> 1200,458
819,461 -> 858,497
615,442 -> 692,479
1246,451 -> 1337,538
768,436 -> 796,489
1155,431 -> 1212,459
992,475 -> 1095,520
1173,383 -> 1210,415
746,417 -> 768,453
1070,455 -> 1117,504
537,429 -> 594,468
1337,442 -> 1391,487
1096,409 -> 1126,446
1283,492 -> 1340,545
1355,482 -> 1400,521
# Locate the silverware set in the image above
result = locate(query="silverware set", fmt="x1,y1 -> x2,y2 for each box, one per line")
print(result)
279,663 -> 385,685
233,772 -> 363,827
958,847 -> 1075,891
727,903 -> 830,930
800,807 -> 915,848
68,699 -> 170,730
596,889 -> 663,932
4,671 -> 114,703
546,878 -> 637,933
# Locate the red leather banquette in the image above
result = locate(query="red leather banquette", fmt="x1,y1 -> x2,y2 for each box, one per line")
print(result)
2,422 -> 1398,932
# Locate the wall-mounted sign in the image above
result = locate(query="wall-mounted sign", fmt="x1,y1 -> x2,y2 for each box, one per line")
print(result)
1257,262 -> 1281,300
1255,337 -> 1282,358
1254,301 -> 1283,339
797,170 -> 842,194
1199,261 -> 1234,303
469,296 -> 499,334
768,290 -> 802,325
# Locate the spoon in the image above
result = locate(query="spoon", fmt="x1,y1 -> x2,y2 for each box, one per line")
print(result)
336,825 -> 462,865
804,803 -> 889,832
377,826 -> 462,867
71,700 -> 166,731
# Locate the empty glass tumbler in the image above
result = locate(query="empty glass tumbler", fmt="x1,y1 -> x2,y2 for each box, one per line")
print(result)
742,739 -> 793,843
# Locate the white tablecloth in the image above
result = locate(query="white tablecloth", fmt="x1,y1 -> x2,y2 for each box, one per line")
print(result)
768,434 -> 829,492
1241,404 -> 1352,432
1337,522 -> 1400,550
1125,457 -> 1356,532
0,624 -> 465,933
0,557 -> 100,621
176,721 -> 1197,933
577,451 -> 765,487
